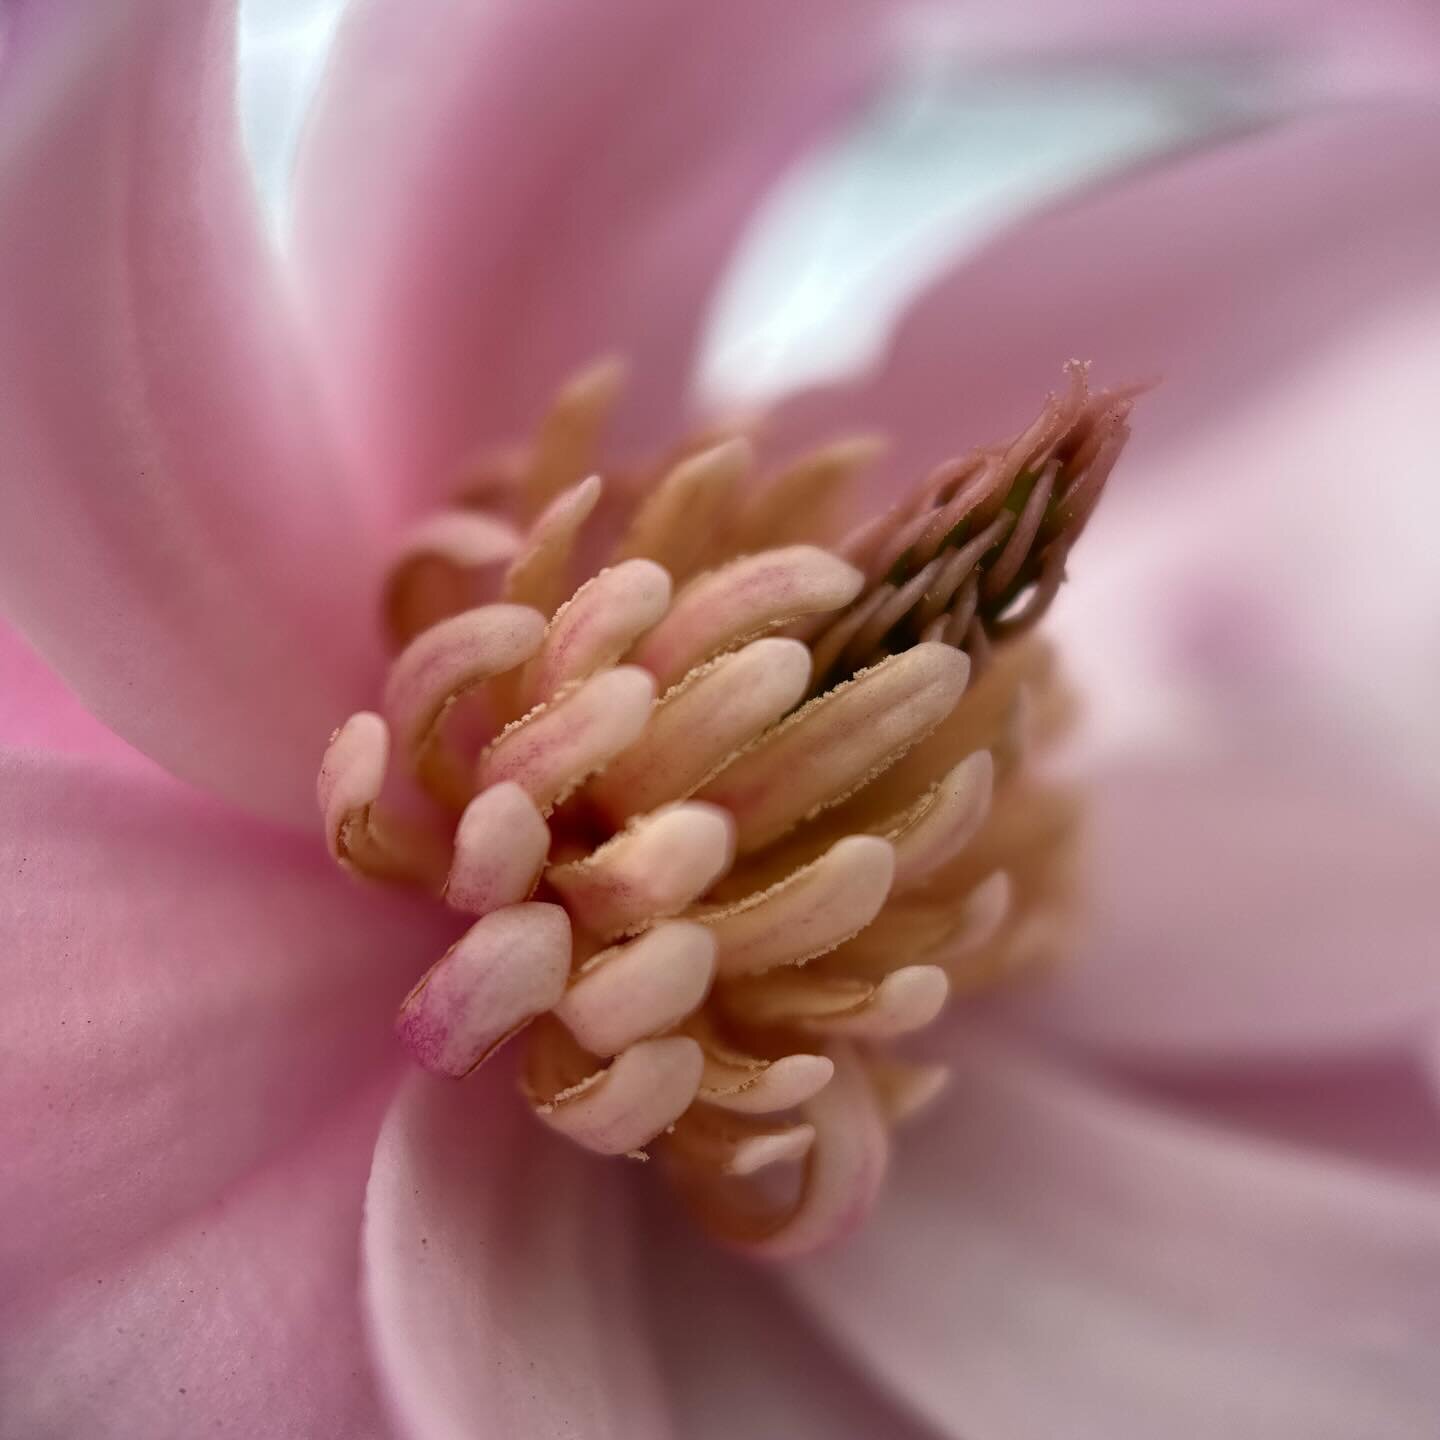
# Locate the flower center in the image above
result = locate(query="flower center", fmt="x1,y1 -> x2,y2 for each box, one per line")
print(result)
316,357 -> 1133,1256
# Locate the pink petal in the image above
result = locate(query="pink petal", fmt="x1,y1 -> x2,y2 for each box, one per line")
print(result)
991,760 -> 1440,1063
0,749 -> 458,1302
292,0 -> 896,516
0,1084 -> 394,1440
0,620 -> 140,764
640,1197 -> 939,1440
1141,1055 -> 1440,1183
785,1029 -> 1440,1440
774,105 -> 1440,518
363,1070 -> 669,1440
948,0 -> 1440,90
0,1 -> 384,826
1051,286 -> 1440,795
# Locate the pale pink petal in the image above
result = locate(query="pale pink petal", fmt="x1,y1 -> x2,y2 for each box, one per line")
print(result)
0,749 -> 458,1302
293,0 -> 898,514
0,619 -> 140,764
640,1196 -> 940,1440
1051,286 -> 1440,796
774,106 -> 1440,518
0,1084 -> 394,1440
363,1070 -> 669,1440
1142,1055 -> 1440,1183
0,1 -> 384,825
991,760 -> 1440,1063
948,0 -> 1440,91
785,1030 -> 1440,1440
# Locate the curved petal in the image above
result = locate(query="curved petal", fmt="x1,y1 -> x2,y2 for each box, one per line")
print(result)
363,1068 -> 669,1440
946,0 -> 1440,89
1049,285 -> 1440,796
0,619 -> 140,763
0,749 -> 458,1303
293,0 -> 897,516
1138,1055 -> 1440,1182
785,1030 -> 1440,1440
640,1196 -> 942,1440
990,760 -> 1440,1063
0,1083 -> 394,1440
772,104 -> 1440,514
0,0 -> 384,825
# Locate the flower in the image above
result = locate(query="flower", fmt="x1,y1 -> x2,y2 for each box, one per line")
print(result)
3,4 -> 1440,1440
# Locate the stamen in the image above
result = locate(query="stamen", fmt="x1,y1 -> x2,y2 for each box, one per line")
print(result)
587,637 -> 813,824
519,558 -> 671,710
521,355 -> 626,515
546,802 -> 735,938
616,437 -> 752,582
397,903 -> 571,1077
884,751 -> 995,889
730,435 -> 884,554
863,1055 -> 952,1125
383,509 -> 522,648
667,1107 -> 817,1177
689,1019 -> 835,1114
553,922 -> 717,1057
720,964 -> 949,1039
697,644 -> 970,854
695,835 -> 896,977
668,1044 -> 887,1259
383,604 -> 547,807
317,713 -> 448,889
317,358 -> 1136,1253
633,546 -> 863,686
444,782 -> 550,915
524,1019 -> 703,1156
503,473 -> 604,616
476,665 -> 655,813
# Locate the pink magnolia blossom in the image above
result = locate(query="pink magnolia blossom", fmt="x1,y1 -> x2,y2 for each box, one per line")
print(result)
3,3 -> 1440,1439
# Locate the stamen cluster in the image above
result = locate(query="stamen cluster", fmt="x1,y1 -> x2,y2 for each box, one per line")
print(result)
318,359 -> 1130,1254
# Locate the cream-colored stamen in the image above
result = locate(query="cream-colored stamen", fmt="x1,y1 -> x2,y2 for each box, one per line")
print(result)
318,358 -> 1134,1255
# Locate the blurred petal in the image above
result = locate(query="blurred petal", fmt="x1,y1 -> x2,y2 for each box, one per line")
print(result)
0,0 -> 384,825
773,105 -> 1440,514
1139,1056 -> 1440,1182
948,0 -> 1440,91
0,749 -> 456,1301
993,761 -> 1440,1062
0,1084 -> 393,1440
642,1196 -> 941,1440
1051,286 -> 1440,798
364,1070 -> 669,1440
0,619 -> 139,764
786,1031 -> 1440,1440
293,0 -> 896,515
